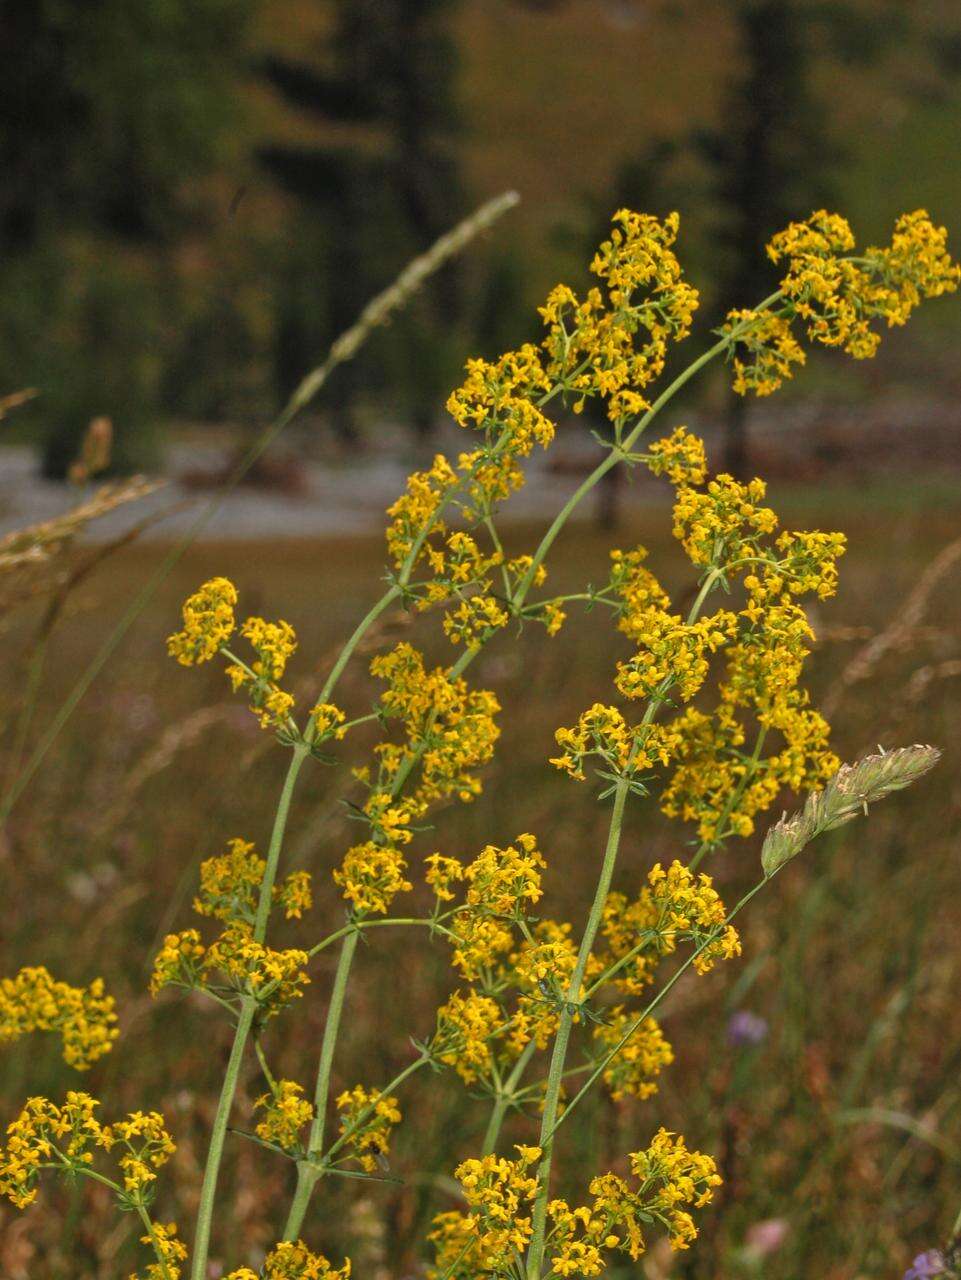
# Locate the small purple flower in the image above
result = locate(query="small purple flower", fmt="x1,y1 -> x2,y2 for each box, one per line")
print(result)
727,1009 -> 768,1047
904,1251 -> 946,1280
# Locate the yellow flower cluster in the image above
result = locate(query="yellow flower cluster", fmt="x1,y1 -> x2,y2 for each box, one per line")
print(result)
169,578 -> 300,731
434,989 -> 506,1084
571,428 -> 843,841
0,1092 -> 174,1210
111,1109 -> 177,1195
430,1130 -> 720,1276
193,837 -> 312,923
151,923 -> 308,1018
728,209 -> 958,396
671,473 -> 778,570
434,908 -> 588,1081
614,607 -> 736,703
310,701 -> 347,740
448,835 -> 547,980
550,703 -> 680,783
601,860 -> 742,998
385,452 -> 458,569
663,600 -> 840,842
332,644 -> 501,919
540,210 -> 699,421
598,860 -> 740,1000
372,642 -> 501,808
510,919 -> 588,1047
149,929 -> 206,995
644,425 -> 708,487
226,615 -> 298,729
166,576 -> 237,666
424,851 -> 463,902
333,840 -> 413,916
255,1080 -> 314,1153
428,1145 -> 541,1277
224,1240 -> 350,1280
442,591 -> 511,648
592,1010 -> 673,1102
131,1221 -> 188,1280
417,531 -> 505,618
724,309 -> 806,396
387,343 -> 553,586
646,861 -> 741,974
0,965 -> 118,1070
334,1084 -> 401,1172
589,1128 -> 722,1255
447,345 -> 553,447
204,924 -> 309,1016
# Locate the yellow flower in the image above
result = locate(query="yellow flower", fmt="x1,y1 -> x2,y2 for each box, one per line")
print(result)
428,1147 -> 540,1278
150,929 -> 206,996
593,1010 -> 673,1101
310,701 -> 347,740
110,1110 -> 176,1195
167,577 -> 237,665
240,616 -> 297,682
587,1129 -> 721,1258
225,1240 -> 350,1280
0,966 -> 118,1070
370,643 -> 501,808
433,989 -> 505,1084
203,922 -> 309,1017
541,211 -> 699,422
672,474 -> 778,569
255,1080 -> 313,1153
0,1094 -> 175,1211
130,1221 -> 188,1280
442,592 -> 511,648
334,841 -> 412,916
645,425 -> 708,487
334,1084 -> 401,1172
598,861 -> 741,987
192,838 -> 312,923
424,852 -> 463,902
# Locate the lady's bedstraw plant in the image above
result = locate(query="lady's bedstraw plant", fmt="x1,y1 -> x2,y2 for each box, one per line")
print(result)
1,206 -> 956,1278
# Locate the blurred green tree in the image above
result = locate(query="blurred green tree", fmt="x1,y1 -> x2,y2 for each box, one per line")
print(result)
0,0 -> 252,475
258,0 -> 467,444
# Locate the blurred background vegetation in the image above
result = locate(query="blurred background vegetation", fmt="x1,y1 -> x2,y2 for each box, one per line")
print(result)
2,0 -> 961,478
3,3 -> 961,1278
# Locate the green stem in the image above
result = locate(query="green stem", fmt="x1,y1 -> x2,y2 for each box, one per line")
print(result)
283,930 -> 359,1240
545,879 -> 768,1143
310,587 -> 402,724
323,1052 -> 429,1165
482,1039 -> 538,1156
190,742 -> 309,1280
135,1203 -> 175,1280
255,745 -> 309,942
524,560 -> 728,1278
307,914 -> 457,960
950,1195 -> 961,1245
190,996 -> 256,1280
526,770 -> 632,1279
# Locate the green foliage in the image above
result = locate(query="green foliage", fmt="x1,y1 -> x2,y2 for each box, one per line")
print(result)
0,0 -> 254,475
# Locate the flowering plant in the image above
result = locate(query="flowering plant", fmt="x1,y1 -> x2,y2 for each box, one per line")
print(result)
1,205 -> 958,1278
